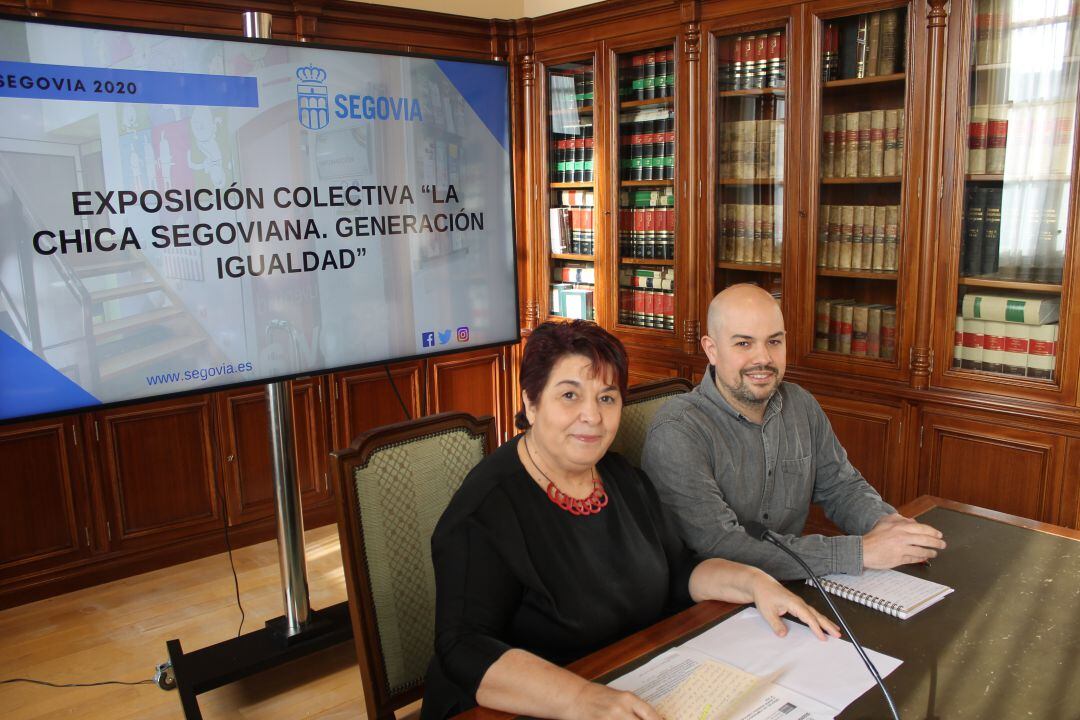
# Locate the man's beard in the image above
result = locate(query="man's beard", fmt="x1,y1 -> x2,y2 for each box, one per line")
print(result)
721,364 -> 780,407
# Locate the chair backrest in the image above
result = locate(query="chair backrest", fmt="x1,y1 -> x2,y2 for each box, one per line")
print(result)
610,377 -> 694,468
332,411 -> 497,720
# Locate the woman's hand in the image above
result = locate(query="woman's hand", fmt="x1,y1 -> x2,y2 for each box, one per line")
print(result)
565,682 -> 662,720
749,571 -> 841,641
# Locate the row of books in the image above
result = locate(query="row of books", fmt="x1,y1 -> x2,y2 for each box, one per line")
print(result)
960,187 -> 1002,277
959,292 -> 1060,326
619,207 -> 675,260
418,76 -> 469,136
718,203 -> 782,266
817,204 -> 900,272
417,138 -> 461,190
551,122 -> 594,182
719,118 -> 785,180
968,103 -> 1073,176
619,49 -> 675,102
552,66 -> 594,109
814,300 -> 897,359
821,109 -> 905,178
953,318 -> 1057,379
619,109 -> 675,181
549,205 -> 595,255
972,0 -> 1011,67
619,289 -> 675,331
622,186 -> 675,208
620,266 -> 674,290
553,264 -> 594,284
822,10 -> 905,82
551,284 -> 594,320
717,32 -> 786,91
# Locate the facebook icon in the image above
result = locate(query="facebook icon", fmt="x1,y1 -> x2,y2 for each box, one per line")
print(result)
421,331 -> 436,348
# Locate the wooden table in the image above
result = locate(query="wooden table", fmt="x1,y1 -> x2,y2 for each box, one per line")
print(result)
457,496 -> 1080,719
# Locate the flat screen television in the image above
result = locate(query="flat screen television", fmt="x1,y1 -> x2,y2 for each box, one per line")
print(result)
0,15 -> 518,423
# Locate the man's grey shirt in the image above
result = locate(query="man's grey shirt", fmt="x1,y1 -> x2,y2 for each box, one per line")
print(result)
641,369 -> 894,579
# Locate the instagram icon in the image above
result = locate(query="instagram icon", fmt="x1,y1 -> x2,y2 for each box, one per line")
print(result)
456,326 -> 470,342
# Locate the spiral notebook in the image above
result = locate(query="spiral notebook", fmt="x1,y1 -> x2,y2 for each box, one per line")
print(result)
809,568 -> 954,619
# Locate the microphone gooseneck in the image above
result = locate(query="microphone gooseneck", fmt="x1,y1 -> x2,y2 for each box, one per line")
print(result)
749,523 -> 902,720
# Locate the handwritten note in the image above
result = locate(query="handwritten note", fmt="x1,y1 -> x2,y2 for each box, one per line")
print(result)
654,659 -> 761,720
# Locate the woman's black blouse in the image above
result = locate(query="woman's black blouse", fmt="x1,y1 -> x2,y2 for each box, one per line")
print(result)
420,435 -> 698,719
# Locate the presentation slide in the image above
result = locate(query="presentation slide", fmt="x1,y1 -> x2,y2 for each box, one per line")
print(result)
0,17 -> 518,422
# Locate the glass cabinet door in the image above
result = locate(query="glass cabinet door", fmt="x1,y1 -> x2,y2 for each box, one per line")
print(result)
547,59 -> 596,321
714,29 -> 788,301
813,7 -> 908,362
952,1 -> 1078,383
616,44 -> 676,332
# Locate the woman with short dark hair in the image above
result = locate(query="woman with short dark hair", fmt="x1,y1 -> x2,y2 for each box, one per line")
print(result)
421,321 -> 838,720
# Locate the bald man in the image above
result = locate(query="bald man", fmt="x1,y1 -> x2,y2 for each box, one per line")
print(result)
641,285 -> 945,580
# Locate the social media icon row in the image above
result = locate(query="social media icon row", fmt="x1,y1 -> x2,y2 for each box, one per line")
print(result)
422,326 -> 470,348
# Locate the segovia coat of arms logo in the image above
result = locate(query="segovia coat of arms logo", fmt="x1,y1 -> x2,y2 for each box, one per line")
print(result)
296,65 -> 329,130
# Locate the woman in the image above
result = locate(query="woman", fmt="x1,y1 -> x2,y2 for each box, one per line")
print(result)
422,321 -> 838,720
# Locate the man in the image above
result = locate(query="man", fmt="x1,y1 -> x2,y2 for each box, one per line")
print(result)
641,284 -> 945,580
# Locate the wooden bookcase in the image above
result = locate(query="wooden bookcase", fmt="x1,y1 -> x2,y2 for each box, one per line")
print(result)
5,0 -> 1080,607
522,0 -> 1080,533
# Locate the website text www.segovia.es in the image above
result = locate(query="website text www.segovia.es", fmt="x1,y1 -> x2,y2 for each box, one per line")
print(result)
146,361 -> 254,386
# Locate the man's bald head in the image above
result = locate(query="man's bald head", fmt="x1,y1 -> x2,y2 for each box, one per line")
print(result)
706,284 -> 784,339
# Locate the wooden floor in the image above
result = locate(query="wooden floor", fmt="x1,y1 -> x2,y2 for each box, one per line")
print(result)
0,524 -> 417,719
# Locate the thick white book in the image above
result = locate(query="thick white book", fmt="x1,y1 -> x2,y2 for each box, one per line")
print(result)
809,568 -> 954,620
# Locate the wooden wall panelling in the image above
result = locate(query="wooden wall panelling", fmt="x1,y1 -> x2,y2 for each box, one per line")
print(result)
1061,438 -> 1080,530
215,377 -> 332,527
625,346 -> 681,386
0,416 -> 93,583
918,408 -> 1068,525
427,346 -> 509,441
331,361 -> 424,449
677,0 -> 701,357
92,394 -> 222,553
814,391 -> 905,505
3,0 -> 498,57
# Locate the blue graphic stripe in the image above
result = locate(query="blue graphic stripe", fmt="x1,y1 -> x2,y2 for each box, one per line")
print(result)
0,61 -> 258,107
434,60 -> 508,150
0,331 -> 100,421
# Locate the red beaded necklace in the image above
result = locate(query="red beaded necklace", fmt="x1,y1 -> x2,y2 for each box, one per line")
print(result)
523,434 -> 609,516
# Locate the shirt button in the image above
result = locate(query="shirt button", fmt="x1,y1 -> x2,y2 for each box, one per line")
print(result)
763,513 -> 770,520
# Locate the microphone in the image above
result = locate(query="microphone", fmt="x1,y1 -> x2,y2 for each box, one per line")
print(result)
744,521 -> 901,720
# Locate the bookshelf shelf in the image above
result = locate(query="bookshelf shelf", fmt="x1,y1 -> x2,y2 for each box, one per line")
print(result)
551,104 -> 593,115
621,179 -> 674,187
811,349 -> 894,363
551,253 -> 595,262
718,87 -> 786,98
718,178 -> 784,186
824,72 -> 905,89
614,322 -> 674,335
818,269 -> 898,280
620,97 -> 675,110
550,181 -> 594,189
965,173 -> 1070,183
821,176 -> 902,185
621,257 -> 675,266
717,261 -> 781,272
958,277 -> 1063,293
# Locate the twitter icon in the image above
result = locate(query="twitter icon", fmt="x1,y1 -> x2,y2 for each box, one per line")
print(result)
437,329 -> 452,345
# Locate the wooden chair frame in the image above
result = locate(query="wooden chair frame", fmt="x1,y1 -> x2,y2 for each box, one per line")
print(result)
624,377 -> 694,403
331,411 -> 497,720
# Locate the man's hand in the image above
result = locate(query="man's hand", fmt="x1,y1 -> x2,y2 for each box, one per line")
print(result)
862,513 -> 946,569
